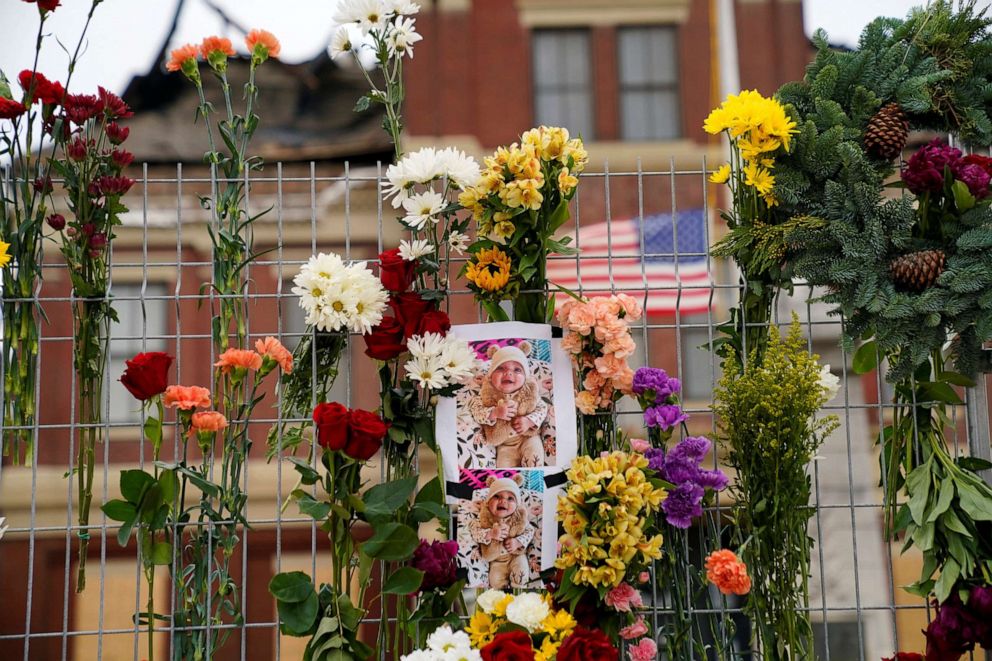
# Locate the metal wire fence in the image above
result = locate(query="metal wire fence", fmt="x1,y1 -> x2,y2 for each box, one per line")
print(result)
0,161 -> 990,660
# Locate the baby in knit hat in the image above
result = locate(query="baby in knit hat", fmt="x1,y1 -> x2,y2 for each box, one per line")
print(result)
467,341 -> 548,467
468,473 -> 534,589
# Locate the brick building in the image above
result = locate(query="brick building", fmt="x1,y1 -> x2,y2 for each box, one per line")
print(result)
0,1 -> 814,659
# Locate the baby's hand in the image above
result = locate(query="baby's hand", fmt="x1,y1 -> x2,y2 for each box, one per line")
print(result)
503,537 -> 524,554
511,416 -> 536,434
493,523 -> 509,542
494,399 -> 518,421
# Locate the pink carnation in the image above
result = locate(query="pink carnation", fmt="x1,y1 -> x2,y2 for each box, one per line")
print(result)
629,637 -> 658,661
594,354 -> 628,379
620,616 -> 649,640
575,390 -> 598,414
564,303 -> 598,335
604,582 -> 643,612
561,331 -> 584,354
615,293 -> 643,321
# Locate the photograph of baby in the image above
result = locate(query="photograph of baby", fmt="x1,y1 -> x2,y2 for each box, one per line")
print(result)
453,468 -> 556,590
436,322 -> 577,483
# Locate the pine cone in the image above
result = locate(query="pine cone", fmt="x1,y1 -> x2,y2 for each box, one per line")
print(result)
864,103 -> 909,161
890,249 -> 946,292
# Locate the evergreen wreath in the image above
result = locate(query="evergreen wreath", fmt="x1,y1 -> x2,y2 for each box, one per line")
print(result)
762,0 -> 992,381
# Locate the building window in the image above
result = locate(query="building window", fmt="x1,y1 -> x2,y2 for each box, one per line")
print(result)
108,283 -> 169,425
532,29 -> 595,140
617,26 -> 680,140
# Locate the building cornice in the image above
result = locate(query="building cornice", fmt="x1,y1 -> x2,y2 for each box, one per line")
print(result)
515,0 -> 691,27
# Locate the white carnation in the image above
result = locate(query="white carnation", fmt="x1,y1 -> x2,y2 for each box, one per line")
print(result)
504,592 -> 549,632
476,589 -> 508,614
818,364 -> 841,402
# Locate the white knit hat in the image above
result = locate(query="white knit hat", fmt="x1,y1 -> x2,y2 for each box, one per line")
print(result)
486,476 -> 522,502
488,345 -> 530,377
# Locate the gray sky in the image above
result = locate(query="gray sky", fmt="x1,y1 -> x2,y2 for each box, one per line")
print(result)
0,0 -> 982,101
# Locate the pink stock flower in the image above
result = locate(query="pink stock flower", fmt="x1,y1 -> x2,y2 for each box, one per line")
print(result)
620,616 -> 649,640
629,637 -> 658,661
630,438 -> 651,453
604,582 -> 643,612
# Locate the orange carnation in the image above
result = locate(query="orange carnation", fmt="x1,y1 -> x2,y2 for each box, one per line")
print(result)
214,348 -> 263,373
705,549 -> 751,596
255,336 -> 293,373
245,29 -> 281,60
166,44 -> 199,73
199,36 -> 235,59
191,410 -> 228,433
163,385 -> 212,410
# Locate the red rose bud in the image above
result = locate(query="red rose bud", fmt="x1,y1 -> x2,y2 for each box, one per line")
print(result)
363,316 -> 407,360
98,86 -> 132,120
389,292 -> 434,338
313,402 -> 349,451
64,93 -> 101,125
89,232 -> 107,249
33,176 -> 52,194
95,175 -> 135,196
0,98 -> 28,119
111,149 -> 134,168
46,214 -> 65,231
378,247 -> 416,293
414,309 -> 451,337
344,409 -> 388,461
105,122 -> 129,145
410,540 -> 458,592
481,631 -> 536,661
120,351 -> 173,400
67,136 -> 88,161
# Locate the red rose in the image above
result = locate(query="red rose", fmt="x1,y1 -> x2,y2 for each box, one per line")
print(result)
390,292 -> 434,338
363,316 -> 407,360
120,351 -> 173,401
313,402 -> 349,451
480,631 -> 535,661
345,409 -> 388,461
0,98 -> 28,119
414,309 -> 451,337
557,627 -> 618,661
378,248 -> 416,293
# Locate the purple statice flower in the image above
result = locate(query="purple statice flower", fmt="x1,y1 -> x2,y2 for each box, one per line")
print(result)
901,139 -> 962,195
644,404 -> 687,430
695,468 -> 729,492
667,436 -> 711,463
662,482 -> 704,528
632,367 -> 681,403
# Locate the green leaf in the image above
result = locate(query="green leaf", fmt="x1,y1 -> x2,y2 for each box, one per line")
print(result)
143,417 -> 162,446
416,476 -> 445,506
120,470 -> 155,503
920,381 -> 963,405
927,476 -> 954,522
269,571 -> 316,603
952,180 -> 976,212
957,483 -> 992,521
102,499 -> 136,522
363,477 -> 418,523
278,591 -> 319,636
362,522 -> 419,560
293,490 -> 332,521
937,371 -> 976,388
852,341 -> 880,374
354,95 -> 371,113
934,558 -> 961,603
158,469 -> 178,504
906,462 -> 933,525
117,514 -> 137,547
546,199 -> 571,233
287,457 -> 321,486
381,567 -> 424,595
150,541 -> 172,566
956,456 -> 992,473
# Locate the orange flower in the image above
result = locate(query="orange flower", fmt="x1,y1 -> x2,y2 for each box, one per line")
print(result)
214,348 -> 263,373
166,44 -> 199,73
705,549 -> 751,596
191,410 -> 228,433
245,29 -> 281,60
163,385 -> 212,410
255,336 -> 293,373
199,35 -> 235,59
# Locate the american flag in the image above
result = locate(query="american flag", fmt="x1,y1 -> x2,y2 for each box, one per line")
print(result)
546,209 -> 713,315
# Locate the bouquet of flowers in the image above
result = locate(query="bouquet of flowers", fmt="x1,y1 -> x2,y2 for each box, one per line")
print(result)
459,126 -> 587,322
557,294 -> 641,454
555,450 -> 665,643
704,90 -> 800,364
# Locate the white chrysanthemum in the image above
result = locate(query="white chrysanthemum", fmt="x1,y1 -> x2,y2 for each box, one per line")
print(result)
818,364 -> 841,401
399,238 -> 433,261
343,0 -> 391,35
504,592 -> 549,632
347,264 -> 390,333
405,353 -> 448,390
439,337 -> 476,383
329,25 -> 356,58
384,147 -> 441,207
407,332 -> 448,359
447,230 -> 469,255
401,190 -> 446,230
387,0 -> 420,15
426,625 -> 472,654
387,16 -> 423,58
477,589 -> 508,614
292,253 -> 386,334
440,649 -> 482,661
398,650 -> 432,661
436,147 -> 481,189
